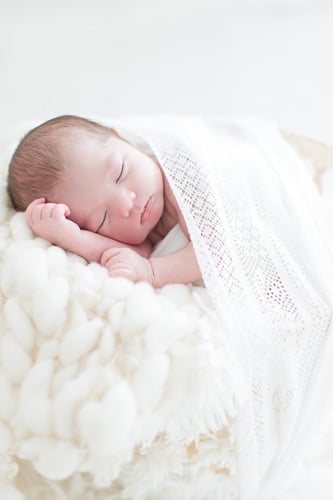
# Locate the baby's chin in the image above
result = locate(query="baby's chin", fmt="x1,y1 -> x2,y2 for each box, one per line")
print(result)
115,231 -> 149,246
125,235 -> 148,246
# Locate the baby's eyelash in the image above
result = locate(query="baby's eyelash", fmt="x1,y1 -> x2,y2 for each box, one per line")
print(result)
116,162 -> 124,183
96,211 -> 107,232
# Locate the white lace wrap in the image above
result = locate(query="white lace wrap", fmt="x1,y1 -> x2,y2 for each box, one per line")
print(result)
114,115 -> 333,499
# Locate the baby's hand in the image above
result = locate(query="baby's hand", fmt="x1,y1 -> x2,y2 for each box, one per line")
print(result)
101,247 -> 154,284
25,198 -> 81,246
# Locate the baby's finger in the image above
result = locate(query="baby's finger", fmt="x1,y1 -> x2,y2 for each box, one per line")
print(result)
25,197 -> 45,217
52,203 -> 71,219
25,199 -> 44,226
100,247 -> 121,267
27,197 -> 46,208
105,259 -> 137,280
109,267 -> 136,281
29,202 -> 56,224
39,203 -> 56,220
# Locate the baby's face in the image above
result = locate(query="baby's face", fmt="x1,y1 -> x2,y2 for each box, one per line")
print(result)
53,131 -> 164,245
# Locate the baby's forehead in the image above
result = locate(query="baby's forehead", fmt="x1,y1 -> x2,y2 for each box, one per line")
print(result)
60,129 -> 130,174
65,127 -> 119,148
59,129 -> 103,155
61,129 -> 121,168
63,127 -> 99,144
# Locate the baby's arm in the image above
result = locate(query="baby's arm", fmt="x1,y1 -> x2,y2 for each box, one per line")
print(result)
101,241 -> 201,286
26,198 -> 151,262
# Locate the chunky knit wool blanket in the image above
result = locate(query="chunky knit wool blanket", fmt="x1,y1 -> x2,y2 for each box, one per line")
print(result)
0,121 -> 243,500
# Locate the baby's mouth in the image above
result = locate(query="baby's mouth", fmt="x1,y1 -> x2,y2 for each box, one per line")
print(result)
140,197 -> 152,224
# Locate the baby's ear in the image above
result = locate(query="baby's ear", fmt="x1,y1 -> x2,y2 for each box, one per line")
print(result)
110,127 -> 131,145
110,127 -> 121,137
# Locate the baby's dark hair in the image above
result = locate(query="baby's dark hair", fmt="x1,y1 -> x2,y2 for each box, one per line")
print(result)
7,115 -> 113,211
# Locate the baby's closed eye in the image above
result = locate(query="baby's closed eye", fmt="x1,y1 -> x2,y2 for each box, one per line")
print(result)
96,210 -> 108,233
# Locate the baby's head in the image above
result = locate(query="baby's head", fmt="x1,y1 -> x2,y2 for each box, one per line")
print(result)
7,115 -> 113,211
7,114 -> 165,245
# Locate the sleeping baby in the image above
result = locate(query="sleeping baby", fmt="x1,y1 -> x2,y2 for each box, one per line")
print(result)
7,113 -> 333,499
7,115 -> 202,287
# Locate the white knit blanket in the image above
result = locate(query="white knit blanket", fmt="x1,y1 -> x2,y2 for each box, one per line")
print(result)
122,116 -> 333,500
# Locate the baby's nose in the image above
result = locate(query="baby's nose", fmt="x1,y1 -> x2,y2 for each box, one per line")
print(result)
121,190 -> 136,217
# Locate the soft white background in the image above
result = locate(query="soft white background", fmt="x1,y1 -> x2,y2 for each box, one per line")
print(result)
1,0 -> 333,144
1,1 -> 333,498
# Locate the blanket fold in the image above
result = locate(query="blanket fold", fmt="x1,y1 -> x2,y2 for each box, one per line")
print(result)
113,115 -> 333,499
